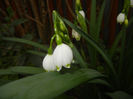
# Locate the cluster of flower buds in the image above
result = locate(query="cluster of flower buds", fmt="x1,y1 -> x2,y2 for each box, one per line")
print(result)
117,13 -> 128,26
130,0 -> 133,7
117,0 -> 133,26
42,11 -> 73,72
72,0 -> 86,41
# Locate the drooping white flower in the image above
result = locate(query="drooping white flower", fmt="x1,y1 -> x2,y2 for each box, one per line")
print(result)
53,43 -> 73,71
79,10 -> 85,18
117,13 -> 125,23
42,54 -> 56,72
130,0 -> 133,7
72,29 -> 81,41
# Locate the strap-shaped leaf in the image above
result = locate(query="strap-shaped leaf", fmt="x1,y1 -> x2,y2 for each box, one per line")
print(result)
107,91 -> 133,99
2,37 -> 48,51
0,66 -> 44,75
88,79 -> 112,88
0,69 -> 103,99
72,45 -> 87,68
63,18 -> 116,77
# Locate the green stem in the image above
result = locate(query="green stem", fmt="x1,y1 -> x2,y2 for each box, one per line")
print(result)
75,0 -> 82,11
56,34 -> 62,45
50,35 -> 56,48
48,35 -> 56,54
123,0 -> 130,14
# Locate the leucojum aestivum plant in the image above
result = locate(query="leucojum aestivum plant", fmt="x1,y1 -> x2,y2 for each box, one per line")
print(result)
0,0 -> 133,99
42,0 -> 133,98
42,0 -> 87,72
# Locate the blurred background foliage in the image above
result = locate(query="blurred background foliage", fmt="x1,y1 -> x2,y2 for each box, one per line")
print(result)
0,0 -> 133,99
0,0 -> 121,67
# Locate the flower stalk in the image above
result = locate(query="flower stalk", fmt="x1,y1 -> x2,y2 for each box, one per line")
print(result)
42,10 -> 74,72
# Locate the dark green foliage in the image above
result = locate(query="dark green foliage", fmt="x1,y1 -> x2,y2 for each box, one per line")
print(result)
0,69 -> 103,99
0,0 -> 133,99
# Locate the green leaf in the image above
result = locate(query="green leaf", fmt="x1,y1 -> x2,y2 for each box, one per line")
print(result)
55,94 -> 74,99
63,19 -> 116,77
0,66 -> 44,75
109,26 -> 126,58
88,79 -> 112,88
0,69 -> 15,75
107,91 -> 133,99
0,69 -> 103,99
90,0 -> 96,37
0,79 -> 11,86
96,0 -> 105,39
10,66 -> 44,74
88,0 -> 97,66
72,45 -> 87,68
109,16 -> 133,58
2,37 -> 48,52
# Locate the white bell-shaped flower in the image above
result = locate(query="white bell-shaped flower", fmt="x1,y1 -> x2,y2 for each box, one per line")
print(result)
117,13 -> 125,23
42,54 -> 56,72
130,0 -> 133,7
72,29 -> 81,41
79,10 -> 85,18
53,43 -> 73,71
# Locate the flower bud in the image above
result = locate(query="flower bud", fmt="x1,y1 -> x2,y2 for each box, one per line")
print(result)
56,34 -> 62,45
79,10 -> 85,18
72,29 -> 81,41
117,13 -> 125,24
130,0 -> 133,7
76,0 -> 82,10
59,21 -> 67,33
124,18 -> 128,26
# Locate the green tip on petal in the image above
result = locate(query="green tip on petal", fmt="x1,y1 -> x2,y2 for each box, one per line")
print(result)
124,19 -> 128,26
56,66 -> 61,71
76,37 -> 80,41
45,70 -> 48,72
66,64 -> 70,68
